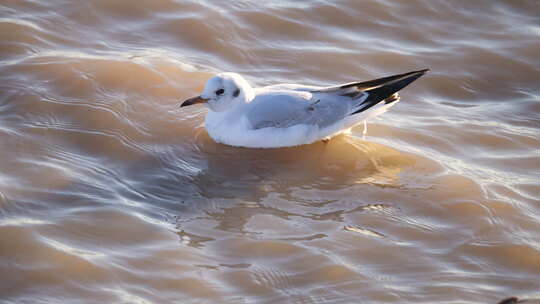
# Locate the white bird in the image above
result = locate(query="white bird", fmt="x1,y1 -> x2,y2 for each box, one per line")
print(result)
181,69 -> 428,148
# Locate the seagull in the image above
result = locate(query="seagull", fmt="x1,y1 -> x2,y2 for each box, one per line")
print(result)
181,69 -> 428,148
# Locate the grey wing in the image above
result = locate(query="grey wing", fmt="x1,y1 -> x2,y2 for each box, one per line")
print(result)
312,69 -> 429,115
246,69 -> 429,130
261,83 -> 323,92
247,92 -> 358,130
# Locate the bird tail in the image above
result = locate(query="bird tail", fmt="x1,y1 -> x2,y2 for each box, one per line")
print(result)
350,69 -> 429,115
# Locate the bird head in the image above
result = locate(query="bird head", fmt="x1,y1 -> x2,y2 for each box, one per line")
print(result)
181,72 -> 254,112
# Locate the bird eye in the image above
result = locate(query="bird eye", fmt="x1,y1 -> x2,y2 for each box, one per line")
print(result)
216,89 -> 224,95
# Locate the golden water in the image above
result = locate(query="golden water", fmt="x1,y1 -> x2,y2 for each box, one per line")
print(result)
1,1 -> 539,303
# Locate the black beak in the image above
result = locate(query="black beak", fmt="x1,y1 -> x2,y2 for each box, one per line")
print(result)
181,95 -> 208,107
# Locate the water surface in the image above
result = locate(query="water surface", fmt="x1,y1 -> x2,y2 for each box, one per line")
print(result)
1,0 -> 540,303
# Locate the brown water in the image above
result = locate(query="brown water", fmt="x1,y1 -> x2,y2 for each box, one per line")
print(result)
1,1 -> 540,303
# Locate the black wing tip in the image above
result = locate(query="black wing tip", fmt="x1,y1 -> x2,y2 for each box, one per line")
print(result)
410,68 -> 430,75
497,296 -> 527,304
349,68 -> 429,116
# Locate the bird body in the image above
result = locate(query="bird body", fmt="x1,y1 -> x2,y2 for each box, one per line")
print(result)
182,70 -> 428,148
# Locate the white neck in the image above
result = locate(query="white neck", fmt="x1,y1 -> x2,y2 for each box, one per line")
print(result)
232,75 -> 255,104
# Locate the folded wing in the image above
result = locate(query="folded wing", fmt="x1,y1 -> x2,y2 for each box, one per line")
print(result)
313,69 -> 429,115
247,69 -> 429,130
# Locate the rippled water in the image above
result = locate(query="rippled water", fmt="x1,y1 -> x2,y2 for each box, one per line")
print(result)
1,1 -> 540,303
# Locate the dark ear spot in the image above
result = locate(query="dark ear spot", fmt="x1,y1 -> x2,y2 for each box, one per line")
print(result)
233,88 -> 240,97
